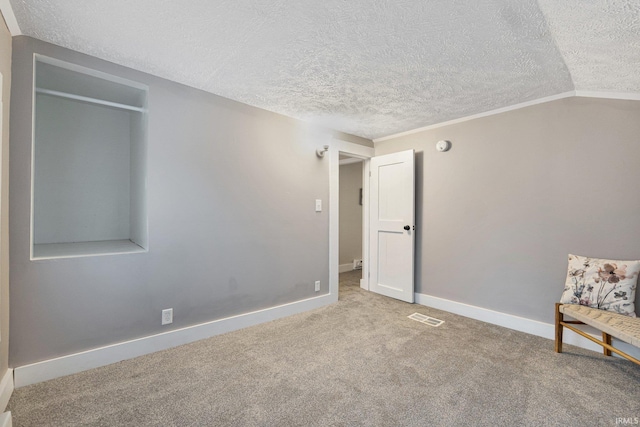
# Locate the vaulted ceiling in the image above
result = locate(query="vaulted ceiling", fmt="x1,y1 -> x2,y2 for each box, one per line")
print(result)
8,0 -> 640,140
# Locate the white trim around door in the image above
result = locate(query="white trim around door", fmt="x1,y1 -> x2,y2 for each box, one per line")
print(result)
329,139 -> 374,300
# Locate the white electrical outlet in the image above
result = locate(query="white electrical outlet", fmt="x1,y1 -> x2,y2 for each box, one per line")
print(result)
315,280 -> 320,292
162,308 -> 173,325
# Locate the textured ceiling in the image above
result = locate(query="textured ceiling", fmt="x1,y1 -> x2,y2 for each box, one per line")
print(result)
8,0 -> 639,140
538,0 -> 640,93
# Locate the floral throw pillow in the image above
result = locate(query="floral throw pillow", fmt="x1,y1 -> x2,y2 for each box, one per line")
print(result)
560,254 -> 640,317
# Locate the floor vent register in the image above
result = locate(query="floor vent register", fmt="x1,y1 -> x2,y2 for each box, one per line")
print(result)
408,312 -> 444,327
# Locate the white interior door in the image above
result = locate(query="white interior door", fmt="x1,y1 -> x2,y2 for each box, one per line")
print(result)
0,73 -> 2,342
369,150 -> 415,303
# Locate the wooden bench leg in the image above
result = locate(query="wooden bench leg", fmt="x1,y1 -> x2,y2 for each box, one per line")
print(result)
602,332 -> 612,356
555,304 -> 640,366
555,303 -> 563,353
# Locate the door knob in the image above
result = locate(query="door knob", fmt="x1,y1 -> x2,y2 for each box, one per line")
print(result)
404,225 -> 410,231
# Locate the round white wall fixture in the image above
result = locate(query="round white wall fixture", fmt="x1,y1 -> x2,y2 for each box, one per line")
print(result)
436,140 -> 451,152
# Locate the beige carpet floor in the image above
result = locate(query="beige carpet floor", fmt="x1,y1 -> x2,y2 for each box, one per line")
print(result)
7,270 -> 640,426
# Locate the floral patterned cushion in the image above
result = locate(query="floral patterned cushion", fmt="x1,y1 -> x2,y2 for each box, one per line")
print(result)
560,254 -> 640,317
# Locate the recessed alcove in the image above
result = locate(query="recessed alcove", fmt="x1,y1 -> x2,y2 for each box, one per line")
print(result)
31,56 -> 148,260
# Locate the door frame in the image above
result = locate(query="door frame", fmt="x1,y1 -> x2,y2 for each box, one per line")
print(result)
329,139 -> 374,301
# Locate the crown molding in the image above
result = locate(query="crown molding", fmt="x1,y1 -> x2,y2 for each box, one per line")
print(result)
373,90 -> 640,144
0,0 -> 21,35
574,90 -> 640,101
373,91 -> 576,143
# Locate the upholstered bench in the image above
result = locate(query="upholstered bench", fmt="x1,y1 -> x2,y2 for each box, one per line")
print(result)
555,303 -> 640,366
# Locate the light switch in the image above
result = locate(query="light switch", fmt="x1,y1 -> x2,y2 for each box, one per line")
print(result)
315,199 -> 322,212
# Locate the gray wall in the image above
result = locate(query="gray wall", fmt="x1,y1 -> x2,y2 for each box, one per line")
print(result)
339,162 -> 363,265
376,96 -> 640,323
0,17 -> 11,384
10,36 -> 371,366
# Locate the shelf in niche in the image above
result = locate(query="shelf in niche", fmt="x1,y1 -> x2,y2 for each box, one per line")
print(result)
32,240 -> 147,260
31,55 -> 149,261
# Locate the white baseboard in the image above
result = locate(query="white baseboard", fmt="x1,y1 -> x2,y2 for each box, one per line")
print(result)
0,370 -> 12,413
338,263 -> 354,273
415,293 -> 640,360
14,294 -> 334,388
0,411 -> 10,427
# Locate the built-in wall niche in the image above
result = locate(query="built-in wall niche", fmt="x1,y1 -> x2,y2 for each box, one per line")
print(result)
31,56 -> 148,260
